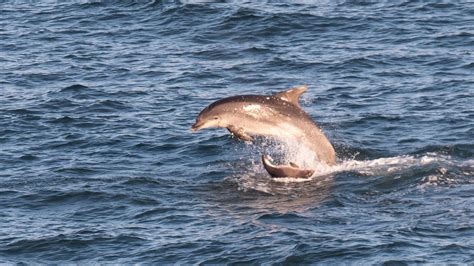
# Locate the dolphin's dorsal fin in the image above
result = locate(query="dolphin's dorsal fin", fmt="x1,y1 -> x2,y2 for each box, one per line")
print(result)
289,162 -> 299,168
274,85 -> 308,107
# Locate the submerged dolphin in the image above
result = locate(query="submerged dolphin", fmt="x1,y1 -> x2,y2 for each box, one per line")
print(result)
191,85 -> 336,177
261,155 -> 314,178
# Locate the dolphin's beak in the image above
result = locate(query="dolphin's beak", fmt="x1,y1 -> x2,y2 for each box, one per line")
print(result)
191,121 -> 203,132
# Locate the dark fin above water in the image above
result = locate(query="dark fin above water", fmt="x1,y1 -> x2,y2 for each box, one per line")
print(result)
274,85 -> 308,107
289,162 -> 299,168
261,154 -> 314,179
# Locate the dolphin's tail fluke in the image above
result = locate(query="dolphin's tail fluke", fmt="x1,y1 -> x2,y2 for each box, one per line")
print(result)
261,154 -> 314,179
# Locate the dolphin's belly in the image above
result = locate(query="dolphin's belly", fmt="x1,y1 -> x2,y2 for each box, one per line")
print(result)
243,120 -> 336,165
245,121 -> 304,140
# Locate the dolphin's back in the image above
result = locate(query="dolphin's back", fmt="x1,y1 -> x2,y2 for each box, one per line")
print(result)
209,95 -> 313,121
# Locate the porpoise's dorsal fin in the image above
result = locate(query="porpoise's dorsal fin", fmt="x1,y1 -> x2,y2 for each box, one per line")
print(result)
274,85 -> 308,107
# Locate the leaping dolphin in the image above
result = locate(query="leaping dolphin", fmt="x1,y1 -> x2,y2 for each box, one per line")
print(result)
191,85 -> 336,178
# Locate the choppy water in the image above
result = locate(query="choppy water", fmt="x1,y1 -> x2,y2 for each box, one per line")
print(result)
1,1 -> 473,264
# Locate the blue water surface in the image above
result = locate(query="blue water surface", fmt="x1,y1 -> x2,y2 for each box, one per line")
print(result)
0,1 -> 473,264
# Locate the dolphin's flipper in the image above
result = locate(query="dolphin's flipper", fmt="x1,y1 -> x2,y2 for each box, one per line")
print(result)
261,155 -> 314,179
274,85 -> 308,107
227,126 -> 253,141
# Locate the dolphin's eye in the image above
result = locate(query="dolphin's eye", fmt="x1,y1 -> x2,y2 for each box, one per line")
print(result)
213,116 -> 219,120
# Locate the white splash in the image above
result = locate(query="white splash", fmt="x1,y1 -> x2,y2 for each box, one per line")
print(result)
227,136 -> 469,194
271,138 -> 457,179
329,153 -> 452,177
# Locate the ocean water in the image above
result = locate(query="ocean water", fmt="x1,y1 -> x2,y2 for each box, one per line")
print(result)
1,1 -> 473,264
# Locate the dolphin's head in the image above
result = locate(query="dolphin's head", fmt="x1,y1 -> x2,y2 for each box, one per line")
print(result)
191,104 -> 224,132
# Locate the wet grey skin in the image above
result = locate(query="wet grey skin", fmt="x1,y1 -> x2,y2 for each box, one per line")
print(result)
261,155 -> 314,179
191,85 -> 336,177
